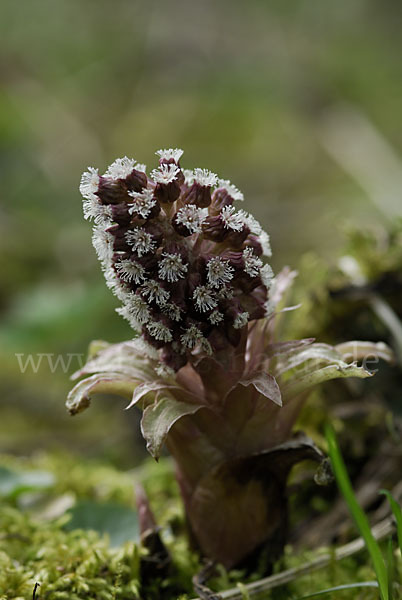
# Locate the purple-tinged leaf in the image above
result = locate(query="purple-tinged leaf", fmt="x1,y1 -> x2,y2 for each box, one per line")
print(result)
266,338 -> 315,358
239,372 -> 282,406
125,381 -> 182,410
269,267 -> 298,307
189,433 -> 323,568
135,483 -> 157,535
71,340 -> 155,382
140,392 -> 205,459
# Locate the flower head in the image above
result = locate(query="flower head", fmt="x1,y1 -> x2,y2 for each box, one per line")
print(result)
78,149 -> 274,373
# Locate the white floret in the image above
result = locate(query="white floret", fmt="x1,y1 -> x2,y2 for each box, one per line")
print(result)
158,253 -> 188,283
125,228 -> 156,257
183,169 -> 195,186
193,168 -> 218,187
207,257 -> 234,288
233,311 -> 249,329
193,286 -> 218,312
238,211 -> 262,235
216,178 -> 244,202
80,167 -> 100,200
242,247 -> 263,277
259,230 -> 272,257
151,163 -> 180,184
146,321 -> 173,342
161,302 -> 182,322
119,293 -> 151,326
116,305 -> 143,330
141,280 -> 170,306
83,198 -> 113,226
221,205 -> 244,231
103,265 -> 130,302
128,188 -> 157,219
104,157 -> 136,180
155,148 -> 184,163
92,226 -> 114,264
208,310 -> 224,325
175,204 -> 208,234
260,263 -> 274,288
180,325 -> 203,349
115,259 -> 147,284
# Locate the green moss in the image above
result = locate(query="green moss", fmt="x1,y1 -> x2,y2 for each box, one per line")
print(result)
0,451 -> 400,599
0,506 -> 141,600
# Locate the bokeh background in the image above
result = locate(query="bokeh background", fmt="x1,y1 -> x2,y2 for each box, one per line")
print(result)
1,0 -> 401,466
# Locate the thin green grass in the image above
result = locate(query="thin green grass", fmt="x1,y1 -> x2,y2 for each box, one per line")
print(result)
380,489 -> 402,552
293,581 -> 379,599
325,423 -> 389,600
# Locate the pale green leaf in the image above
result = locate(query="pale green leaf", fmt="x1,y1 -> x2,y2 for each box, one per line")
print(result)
140,392 -> 205,459
66,372 -> 139,415
282,362 -> 373,401
125,381 -> 182,410
71,340 -> 155,382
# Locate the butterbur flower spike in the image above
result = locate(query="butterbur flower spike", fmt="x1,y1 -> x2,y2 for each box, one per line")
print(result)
68,148 -> 393,569
79,148 -> 273,370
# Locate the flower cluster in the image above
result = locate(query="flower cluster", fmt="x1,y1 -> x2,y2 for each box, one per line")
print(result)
80,149 -> 273,375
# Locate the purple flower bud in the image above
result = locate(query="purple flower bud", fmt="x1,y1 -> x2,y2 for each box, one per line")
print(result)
201,215 -> 228,242
226,225 -> 250,248
154,181 -> 181,204
210,188 -> 234,215
111,203 -> 132,227
125,168 -> 148,193
243,235 -> 263,256
96,177 -> 128,204
182,181 -> 212,208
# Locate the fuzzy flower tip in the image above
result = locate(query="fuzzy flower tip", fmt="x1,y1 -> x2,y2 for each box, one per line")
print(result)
79,150 -> 274,373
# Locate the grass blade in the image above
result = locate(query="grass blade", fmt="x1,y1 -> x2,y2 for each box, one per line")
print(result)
293,581 -> 379,599
380,489 -> 402,552
325,423 -> 389,600
385,538 -> 395,600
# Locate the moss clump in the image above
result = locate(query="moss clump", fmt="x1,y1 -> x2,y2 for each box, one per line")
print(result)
1,451 -> 400,600
0,453 -> 201,600
0,506 -> 140,600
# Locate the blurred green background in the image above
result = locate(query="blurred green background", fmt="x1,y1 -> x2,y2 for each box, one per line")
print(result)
1,0 -> 401,465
